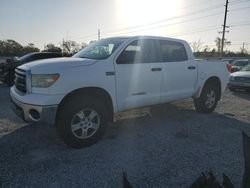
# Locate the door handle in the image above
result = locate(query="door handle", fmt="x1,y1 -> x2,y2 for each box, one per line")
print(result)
151,67 -> 162,71
188,66 -> 196,70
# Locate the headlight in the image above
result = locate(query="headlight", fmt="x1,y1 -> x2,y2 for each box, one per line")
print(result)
32,74 -> 60,88
230,76 -> 234,81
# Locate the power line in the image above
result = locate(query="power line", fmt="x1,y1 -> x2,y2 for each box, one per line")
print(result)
170,26 -> 221,38
67,0 -> 223,40
230,0 -> 250,5
102,4 -> 224,35
66,3 -> 225,41
230,6 -> 250,12
63,0 -> 250,43
230,22 -> 250,27
100,13 -> 223,38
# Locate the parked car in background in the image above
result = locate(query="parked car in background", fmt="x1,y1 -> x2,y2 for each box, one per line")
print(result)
228,64 -> 250,91
10,36 -> 230,148
231,59 -> 250,73
0,52 -> 62,86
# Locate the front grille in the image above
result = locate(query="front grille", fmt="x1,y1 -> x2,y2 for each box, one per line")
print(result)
234,77 -> 250,83
15,68 -> 26,93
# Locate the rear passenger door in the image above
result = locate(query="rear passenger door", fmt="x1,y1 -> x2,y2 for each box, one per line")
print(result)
158,40 -> 197,102
115,39 -> 163,111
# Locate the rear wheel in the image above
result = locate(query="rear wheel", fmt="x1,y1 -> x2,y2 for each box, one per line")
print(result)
56,96 -> 108,148
194,83 -> 219,113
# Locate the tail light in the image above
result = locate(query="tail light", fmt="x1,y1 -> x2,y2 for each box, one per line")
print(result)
227,64 -> 232,73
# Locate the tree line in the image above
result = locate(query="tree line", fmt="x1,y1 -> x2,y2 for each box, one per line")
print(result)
190,37 -> 250,58
0,39 -> 88,57
1,37 -> 249,58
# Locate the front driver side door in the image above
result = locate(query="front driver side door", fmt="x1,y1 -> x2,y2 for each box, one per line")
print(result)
115,39 -> 163,111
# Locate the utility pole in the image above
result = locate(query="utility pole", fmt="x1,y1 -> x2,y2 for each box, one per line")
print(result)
98,29 -> 100,41
62,38 -> 65,55
242,42 -> 245,53
221,0 -> 229,56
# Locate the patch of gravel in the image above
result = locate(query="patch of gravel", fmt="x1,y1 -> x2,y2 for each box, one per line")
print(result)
0,83 -> 250,188
0,84 -> 24,135
0,119 -> 24,135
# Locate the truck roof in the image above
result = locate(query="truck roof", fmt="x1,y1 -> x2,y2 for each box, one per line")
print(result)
105,35 -> 187,43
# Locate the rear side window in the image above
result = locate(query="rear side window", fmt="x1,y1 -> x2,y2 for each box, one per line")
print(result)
117,39 -> 159,64
159,40 -> 188,62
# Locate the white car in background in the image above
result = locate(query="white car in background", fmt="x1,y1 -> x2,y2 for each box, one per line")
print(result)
10,36 -> 230,148
231,59 -> 250,73
228,64 -> 250,91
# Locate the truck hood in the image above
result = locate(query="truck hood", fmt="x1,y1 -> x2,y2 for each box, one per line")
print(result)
19,57 -> 97,73
232,65 -> 241,69
231,71 -> 250,78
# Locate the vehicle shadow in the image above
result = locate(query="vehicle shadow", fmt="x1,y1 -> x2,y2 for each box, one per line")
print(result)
1,102 -> 250,187
231,90 -> 250,101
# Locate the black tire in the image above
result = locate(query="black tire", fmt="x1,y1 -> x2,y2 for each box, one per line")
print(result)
56,95 -> 108,148
194,83 -> 219,113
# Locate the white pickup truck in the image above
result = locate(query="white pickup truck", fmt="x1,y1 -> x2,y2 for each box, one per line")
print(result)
10,36 -> 230,148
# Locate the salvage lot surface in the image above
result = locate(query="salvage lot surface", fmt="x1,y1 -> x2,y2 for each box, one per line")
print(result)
0,84 -> 250,188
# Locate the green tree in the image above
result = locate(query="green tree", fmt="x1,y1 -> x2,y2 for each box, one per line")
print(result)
190,40 -> 203,53
43,43 -> 62,53
23,43 -> 40,54
62,40 -> 80,56
215,37 -> 231,53
0,40 -> 40,56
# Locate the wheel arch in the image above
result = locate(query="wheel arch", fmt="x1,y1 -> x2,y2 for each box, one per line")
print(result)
56,87 -> 114,123
197,76 -> 222,100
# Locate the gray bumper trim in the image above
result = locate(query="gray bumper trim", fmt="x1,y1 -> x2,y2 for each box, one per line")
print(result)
10,94 -> 58,125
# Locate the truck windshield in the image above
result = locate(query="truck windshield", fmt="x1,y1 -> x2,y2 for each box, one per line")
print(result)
73,38 -> 126,60
241,65 -> 250,71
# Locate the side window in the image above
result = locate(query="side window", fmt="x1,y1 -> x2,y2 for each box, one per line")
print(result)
159,40 -> 188,62
117,39 -> 159,64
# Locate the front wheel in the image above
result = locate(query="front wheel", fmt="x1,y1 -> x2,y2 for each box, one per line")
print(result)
56,96 -> 108,148
194,83 -> 219,113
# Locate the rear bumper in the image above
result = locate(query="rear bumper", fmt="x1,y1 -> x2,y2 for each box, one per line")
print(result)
10,87 -> 59,125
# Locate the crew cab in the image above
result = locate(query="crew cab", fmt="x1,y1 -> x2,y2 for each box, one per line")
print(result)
10,36 -> 230,148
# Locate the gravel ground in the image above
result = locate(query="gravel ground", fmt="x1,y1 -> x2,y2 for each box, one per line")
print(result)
0,83 -> 250,188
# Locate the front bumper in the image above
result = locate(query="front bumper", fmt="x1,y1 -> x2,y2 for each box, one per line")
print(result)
228,81 -> 250,90
10,88 -> 58,125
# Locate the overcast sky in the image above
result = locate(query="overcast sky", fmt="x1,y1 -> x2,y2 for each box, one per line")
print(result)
0,0 -> 250,51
